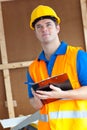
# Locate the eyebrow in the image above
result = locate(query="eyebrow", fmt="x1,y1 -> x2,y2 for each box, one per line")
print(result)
36,21 -> 52,26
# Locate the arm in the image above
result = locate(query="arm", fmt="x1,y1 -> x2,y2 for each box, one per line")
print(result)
35,85 -> 87,100
61,85 -> 87,99
63,86 -> 87,99
26,71 -> 43,110
29,89 -> 43,110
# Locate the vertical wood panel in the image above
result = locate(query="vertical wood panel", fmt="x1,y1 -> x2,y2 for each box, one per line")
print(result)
0,2 -> 15,118
80,0 -> 87,51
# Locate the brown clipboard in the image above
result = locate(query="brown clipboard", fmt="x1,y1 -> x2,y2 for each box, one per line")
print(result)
31,73 -> 72,92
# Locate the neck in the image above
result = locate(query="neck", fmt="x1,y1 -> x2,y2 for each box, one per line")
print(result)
42,40 -> 61,60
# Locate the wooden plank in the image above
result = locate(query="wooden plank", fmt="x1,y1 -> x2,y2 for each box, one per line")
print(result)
0,61 -> 33,70
80,0 -> 87,51
0,3 -> 15,118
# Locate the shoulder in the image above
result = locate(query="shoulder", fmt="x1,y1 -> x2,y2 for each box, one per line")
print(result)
67,45 -> 83,52
77,49 -> 87,63
65,45 -> 83,59
77,50 -> 87,85
28,58 -> 39,70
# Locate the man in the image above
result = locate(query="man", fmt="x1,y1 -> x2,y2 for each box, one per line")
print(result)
26,5 -> 87,130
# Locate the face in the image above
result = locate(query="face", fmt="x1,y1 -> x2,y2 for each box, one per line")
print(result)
34,19 -> 60,44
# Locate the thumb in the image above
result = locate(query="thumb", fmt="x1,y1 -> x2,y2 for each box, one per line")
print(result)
49,84 -> 59,91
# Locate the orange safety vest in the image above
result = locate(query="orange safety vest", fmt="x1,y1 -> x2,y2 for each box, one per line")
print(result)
28,46 -> 87,130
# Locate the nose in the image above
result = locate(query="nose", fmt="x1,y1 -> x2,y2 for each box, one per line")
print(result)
41,25 -> 47,32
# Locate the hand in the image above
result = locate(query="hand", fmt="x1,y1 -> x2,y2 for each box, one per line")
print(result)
35,84 -> 64,99
30,88 -> 43,110
31,88 -> 41,100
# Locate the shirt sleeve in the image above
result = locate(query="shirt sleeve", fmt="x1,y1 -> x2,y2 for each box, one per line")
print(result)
77,50 -> 87,86
26,71 -> 34,98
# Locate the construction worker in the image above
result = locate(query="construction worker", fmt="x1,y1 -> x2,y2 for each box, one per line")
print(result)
26,5 -> 87,130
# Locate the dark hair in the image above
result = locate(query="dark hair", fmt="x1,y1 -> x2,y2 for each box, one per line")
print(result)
32,16 -> 58,29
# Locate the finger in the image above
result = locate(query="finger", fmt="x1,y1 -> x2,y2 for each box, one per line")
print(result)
50,84 -> 59,91
35,93 -> 49,99
31,88 -> 35,93
36,90 -> 50,95
31,88 -> 37,97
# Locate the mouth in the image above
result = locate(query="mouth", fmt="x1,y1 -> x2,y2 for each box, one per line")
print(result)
42,33 -> 50,37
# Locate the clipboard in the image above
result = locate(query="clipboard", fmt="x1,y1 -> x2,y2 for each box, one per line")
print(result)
30,73 -> 72,91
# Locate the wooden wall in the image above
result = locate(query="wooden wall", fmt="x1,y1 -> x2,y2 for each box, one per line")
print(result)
0,0 -> 86,129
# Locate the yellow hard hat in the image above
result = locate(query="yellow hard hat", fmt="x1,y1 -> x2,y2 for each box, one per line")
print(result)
30,5 -> 61,30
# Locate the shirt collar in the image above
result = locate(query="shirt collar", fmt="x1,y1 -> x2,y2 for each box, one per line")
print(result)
38,41 -> 68,61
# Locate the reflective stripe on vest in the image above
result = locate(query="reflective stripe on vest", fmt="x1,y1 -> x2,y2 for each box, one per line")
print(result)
39,111 -> 87,122
49,111 -> 87,119
39,114 -> 48,122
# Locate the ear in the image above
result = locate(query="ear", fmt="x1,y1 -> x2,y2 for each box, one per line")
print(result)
56,24 -> 60,34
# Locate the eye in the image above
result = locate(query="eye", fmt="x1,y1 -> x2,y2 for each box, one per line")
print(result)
36,25 -> 42,29
46,22 -> 52,27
